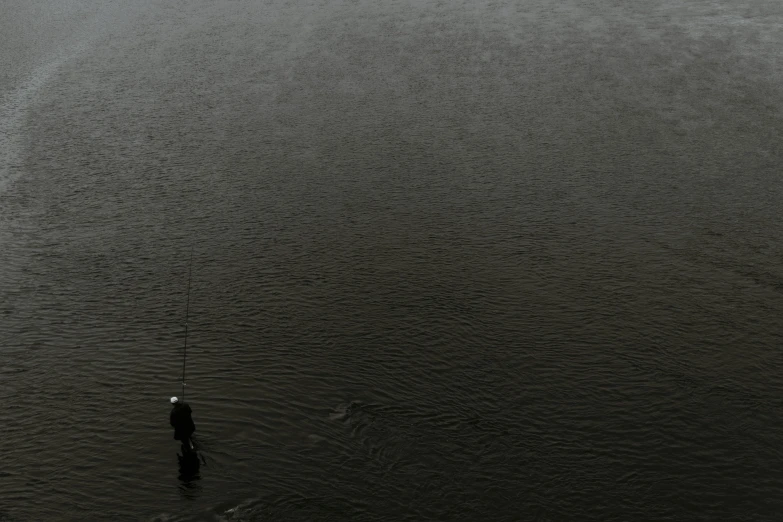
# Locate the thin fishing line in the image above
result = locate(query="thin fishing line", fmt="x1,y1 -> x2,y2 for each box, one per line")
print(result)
181,246 -> 194,401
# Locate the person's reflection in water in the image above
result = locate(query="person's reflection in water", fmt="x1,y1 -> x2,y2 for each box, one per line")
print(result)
177,445 -> 202,497
178,447 -> 200,476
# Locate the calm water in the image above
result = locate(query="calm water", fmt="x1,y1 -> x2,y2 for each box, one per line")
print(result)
2,0 -> 782,520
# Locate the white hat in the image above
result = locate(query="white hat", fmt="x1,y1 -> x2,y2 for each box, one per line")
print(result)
171,396 -> 179,404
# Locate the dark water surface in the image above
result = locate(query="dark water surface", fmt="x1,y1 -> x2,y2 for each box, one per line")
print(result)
2,0 -> 782,520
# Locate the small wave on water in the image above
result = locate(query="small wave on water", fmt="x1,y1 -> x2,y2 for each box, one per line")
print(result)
0,0 -> 144,196
0,11 -> 110,195
0,56 -> 67,194
149,493 -> 370,522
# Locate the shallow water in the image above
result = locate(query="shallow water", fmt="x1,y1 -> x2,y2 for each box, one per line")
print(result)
1,0 -> 782,520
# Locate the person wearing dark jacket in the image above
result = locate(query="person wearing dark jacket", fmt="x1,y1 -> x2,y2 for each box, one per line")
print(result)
170,396 -> 196,450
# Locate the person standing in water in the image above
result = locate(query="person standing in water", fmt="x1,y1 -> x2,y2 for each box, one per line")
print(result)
170,396 -> 196,451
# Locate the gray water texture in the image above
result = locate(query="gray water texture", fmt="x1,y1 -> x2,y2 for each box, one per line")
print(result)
1,0 -> 782,520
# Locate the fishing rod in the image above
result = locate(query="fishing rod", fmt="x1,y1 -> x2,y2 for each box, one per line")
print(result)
181,246 -> 194,402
